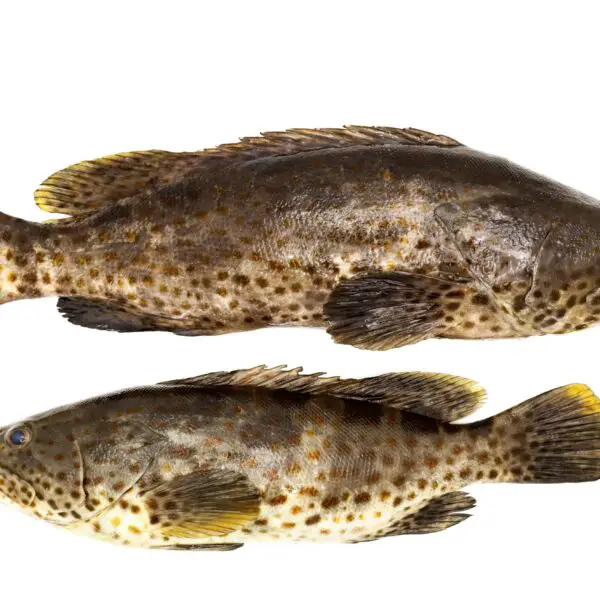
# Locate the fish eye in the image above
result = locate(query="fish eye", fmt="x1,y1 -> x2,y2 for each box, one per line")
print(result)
5,426 -> 32,449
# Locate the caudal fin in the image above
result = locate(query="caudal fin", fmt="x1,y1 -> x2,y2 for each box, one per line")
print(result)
486,384 -> 600,483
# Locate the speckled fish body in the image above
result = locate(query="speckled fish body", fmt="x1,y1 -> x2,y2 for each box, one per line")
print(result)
2,127 -> 600,349
0,367 -> 598,550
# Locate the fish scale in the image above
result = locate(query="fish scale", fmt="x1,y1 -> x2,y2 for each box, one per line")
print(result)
3,126 -> 600,348
0,367 -> 598,550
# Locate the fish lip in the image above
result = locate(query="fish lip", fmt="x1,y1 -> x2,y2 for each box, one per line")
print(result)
0,464 -> 36,507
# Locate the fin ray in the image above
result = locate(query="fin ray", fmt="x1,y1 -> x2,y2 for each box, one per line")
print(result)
57,297 -> 178,333
144,469 -> 260,539
482,384 -> 600,483
324,272 -> 471,350
390,492 -> 476,535
35,127 -> 462,216
161,365 -> 486,422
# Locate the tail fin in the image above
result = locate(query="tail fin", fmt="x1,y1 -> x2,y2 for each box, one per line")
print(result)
483,384 -> 600,483
0,211 -> 42,304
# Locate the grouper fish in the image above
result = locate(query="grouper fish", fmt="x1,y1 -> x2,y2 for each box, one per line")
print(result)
0,366 -> 598,550
2,126 -> 600,348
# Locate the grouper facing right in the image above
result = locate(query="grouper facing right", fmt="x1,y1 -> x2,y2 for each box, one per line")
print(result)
2,126 -> 600,348
0,367 -> 598,550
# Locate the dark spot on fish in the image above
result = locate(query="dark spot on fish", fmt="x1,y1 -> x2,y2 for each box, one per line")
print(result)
445,290 -> 465,299
305,515 -> 321,526
471,294 -> 489,305
354,492 -> 371,504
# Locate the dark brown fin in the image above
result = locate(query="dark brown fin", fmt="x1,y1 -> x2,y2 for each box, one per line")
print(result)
389,492 -> 476,535
35,127 -> 462,217
479,384 -> 600,483
159,543 -> 243,552
160,365 -> 486,422
145,469 -> 260,539
324,272 -> 471,350
56,297 -> 166,332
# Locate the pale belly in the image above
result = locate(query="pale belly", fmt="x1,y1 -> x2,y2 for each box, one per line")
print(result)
66,473 -> 469,547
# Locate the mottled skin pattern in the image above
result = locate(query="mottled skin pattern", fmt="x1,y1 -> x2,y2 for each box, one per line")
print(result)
2,128 -> 600,347
0,372 -> 598,549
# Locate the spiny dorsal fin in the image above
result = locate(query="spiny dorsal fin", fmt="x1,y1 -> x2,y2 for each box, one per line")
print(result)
35,126 -> 462,216
159,365 -> 485,422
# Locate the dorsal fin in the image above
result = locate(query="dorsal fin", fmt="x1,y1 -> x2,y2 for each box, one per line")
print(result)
159,365 -> 484,423
34,126 -> 462,216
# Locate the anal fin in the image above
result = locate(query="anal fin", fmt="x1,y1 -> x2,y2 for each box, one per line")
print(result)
324,272 -> 471,350
391,492 -> 476,535
57,297 -> 170,333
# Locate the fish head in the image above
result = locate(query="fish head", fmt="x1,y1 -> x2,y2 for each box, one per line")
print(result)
524,204 -> 600,334
0,393 -> 162,527
436,195 -> 600,335
0,418 -> 86,525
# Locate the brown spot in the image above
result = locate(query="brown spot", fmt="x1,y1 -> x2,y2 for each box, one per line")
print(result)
281,522 -> 296,529
424,457 -> 438,469
417,479 -> 427,490
299,487 -> 319,497
290,506 -> 302,515
471,293 -> 489,305
321,496 -> 340,509
305,515 -> 321,526
269,495 -> 288,506
354,492 -> 371,504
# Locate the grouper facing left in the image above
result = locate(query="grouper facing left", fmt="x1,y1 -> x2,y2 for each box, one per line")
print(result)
0,366 -> 598,550
2,126 -> 600,349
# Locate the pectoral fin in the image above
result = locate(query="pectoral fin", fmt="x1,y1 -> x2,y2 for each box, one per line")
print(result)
323,272 -> 471,350
145,469 -> 260,539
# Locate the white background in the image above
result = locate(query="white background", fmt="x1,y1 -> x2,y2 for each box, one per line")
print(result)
0,1 -> 598,598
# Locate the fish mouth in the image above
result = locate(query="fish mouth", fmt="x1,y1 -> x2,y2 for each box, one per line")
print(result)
0,465 -> 36,508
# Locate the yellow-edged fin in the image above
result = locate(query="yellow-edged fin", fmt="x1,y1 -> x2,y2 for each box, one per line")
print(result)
35,150 -> 202,216
145,469 -> 260,539
35,126 -> 462,217
481,383 -> 600,483
160,365 -> 486,422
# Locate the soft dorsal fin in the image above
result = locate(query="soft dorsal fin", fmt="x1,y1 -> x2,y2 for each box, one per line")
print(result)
35,150 -> 202,216
159,365 -> 484,423
34,126 -> 462,216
